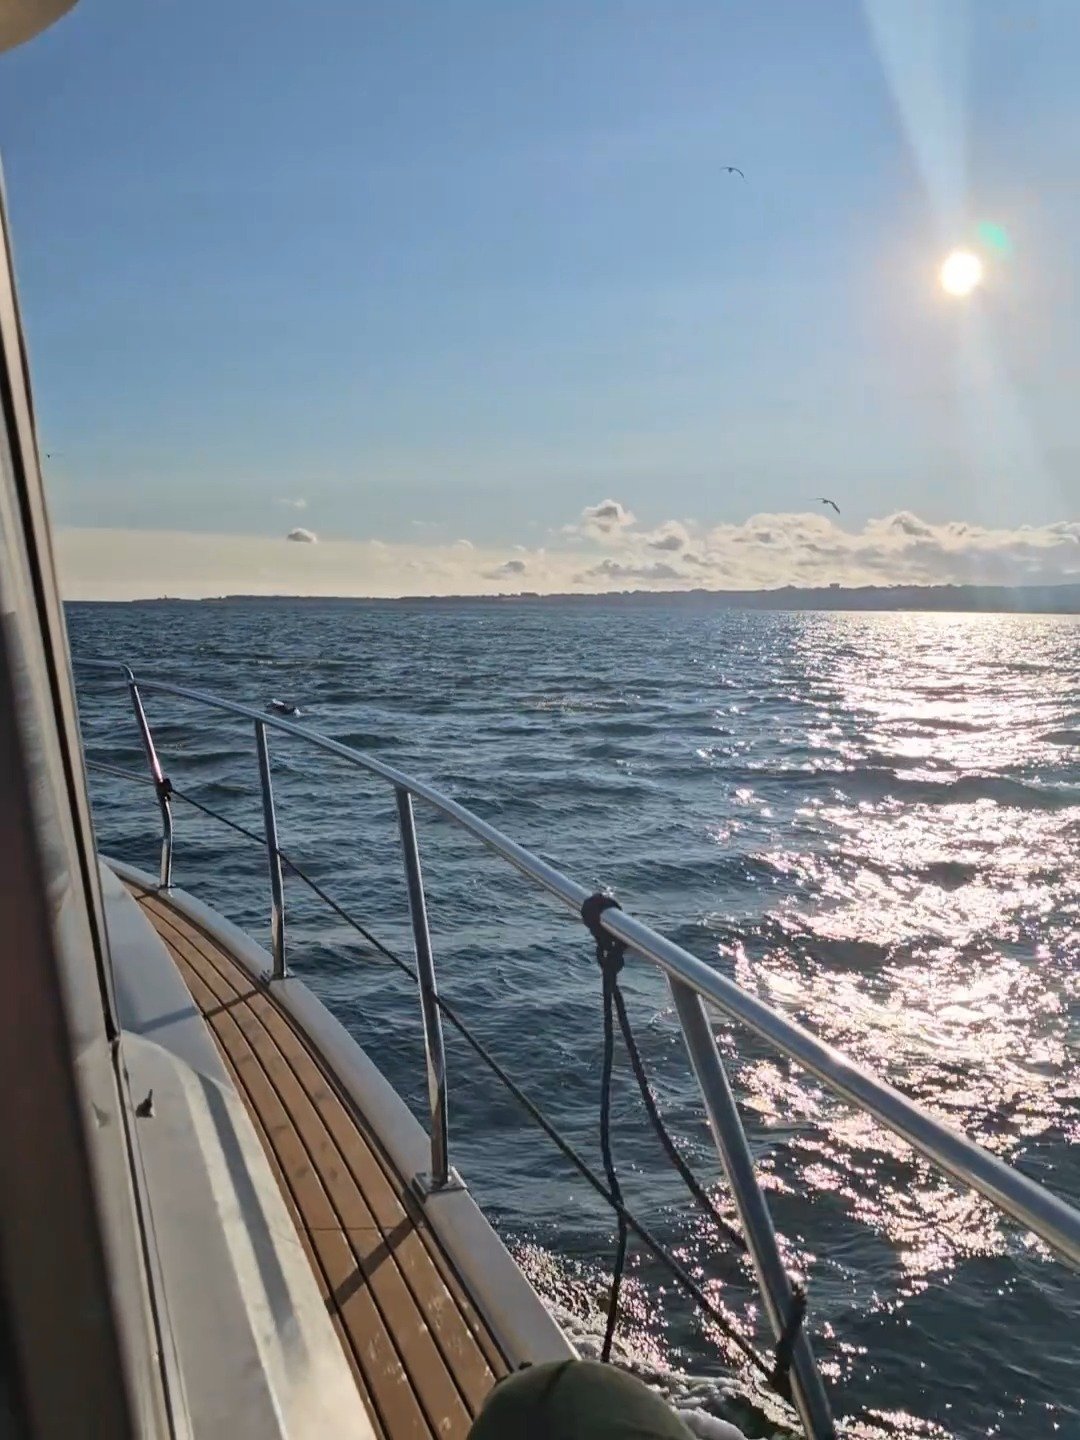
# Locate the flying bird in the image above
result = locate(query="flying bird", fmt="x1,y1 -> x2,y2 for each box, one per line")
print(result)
721,166 -> 745,180
816,497 -> 841,514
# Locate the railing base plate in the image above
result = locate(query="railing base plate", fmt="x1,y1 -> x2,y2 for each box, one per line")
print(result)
412,1168 -> 466,1200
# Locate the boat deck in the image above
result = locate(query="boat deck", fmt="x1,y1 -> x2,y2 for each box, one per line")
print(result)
130,883 -> 509,1440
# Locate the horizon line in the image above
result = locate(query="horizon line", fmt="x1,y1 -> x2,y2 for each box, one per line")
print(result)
63,579 -> 1080,615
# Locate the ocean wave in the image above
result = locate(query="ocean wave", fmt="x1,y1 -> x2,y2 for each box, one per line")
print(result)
700,914 -> 896,973
924,774 -> 1079,810
1042,729 -> 1080,746
708,762 -> 1077,810
573,718 -> 670,739
912,860 -> 982,889
510,1244 -> 791,1440
314,686 -> 372,703
830,768 -> 1077,811
620,852 -> 795,893
905,716 -> 984,733
329,729 -> 400,751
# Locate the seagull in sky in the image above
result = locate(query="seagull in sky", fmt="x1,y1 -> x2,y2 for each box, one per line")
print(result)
816,497 -> 841,514
721,166 -> 746,180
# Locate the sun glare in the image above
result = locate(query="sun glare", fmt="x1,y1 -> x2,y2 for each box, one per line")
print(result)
939,249 -> 984,298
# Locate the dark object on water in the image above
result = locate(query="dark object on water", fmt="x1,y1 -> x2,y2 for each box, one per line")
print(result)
267,699 -> 301,716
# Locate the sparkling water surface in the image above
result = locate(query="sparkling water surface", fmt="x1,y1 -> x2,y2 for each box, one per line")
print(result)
69,600 -> 1079,1440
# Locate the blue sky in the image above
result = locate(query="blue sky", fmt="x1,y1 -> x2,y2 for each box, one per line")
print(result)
2,1 -> 1078,594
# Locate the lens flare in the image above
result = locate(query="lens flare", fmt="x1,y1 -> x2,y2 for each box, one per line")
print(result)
940,249 -> 984,297
976,220 -> 1012,258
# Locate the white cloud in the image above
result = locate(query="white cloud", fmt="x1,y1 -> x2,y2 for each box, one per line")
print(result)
286,527 -> 318,543
577,558 -> 684,583
452,538 -> 474,550
683,511 -> 1080,588
645,521 -> 690,553
568,498 -> 637,542
275,497 -> 308,511
483,557 -> 528,580
886,510 -> 934,539
53,508 -> 1079,601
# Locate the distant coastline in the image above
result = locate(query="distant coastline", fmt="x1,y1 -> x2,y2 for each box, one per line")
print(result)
68,582 -> 1080,614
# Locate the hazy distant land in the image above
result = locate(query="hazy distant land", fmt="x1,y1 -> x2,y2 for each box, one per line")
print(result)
79,583 -> 1080,613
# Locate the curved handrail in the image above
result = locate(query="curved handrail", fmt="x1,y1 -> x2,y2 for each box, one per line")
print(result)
75,657 -> 1080,1440
74,657 -> 1080,1269
79,658 -> 173,885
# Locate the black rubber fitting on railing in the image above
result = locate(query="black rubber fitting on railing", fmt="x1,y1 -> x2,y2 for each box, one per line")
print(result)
770,1281 -> 807,1401
581,892 -> 626,976
581,890 -> 621,936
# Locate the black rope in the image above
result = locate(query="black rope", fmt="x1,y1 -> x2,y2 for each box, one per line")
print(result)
86,761 -> 786,1389
414,934 -> 774,1377
582,893 -> 634,1363
87,763 -> 406,973
610,982 -> 747,1254
172,787 -> 267,850
771,1282 -> 807,1399
581,891 -> 808,1400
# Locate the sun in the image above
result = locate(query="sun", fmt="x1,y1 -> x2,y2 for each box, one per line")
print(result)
940,249 -> 984,298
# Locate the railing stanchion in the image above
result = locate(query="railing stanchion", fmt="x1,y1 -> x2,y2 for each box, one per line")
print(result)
254,720 -> 286,979
71,662 -> 1080,1270
124,668 -> 173,889
395,786 -> 451,1191
668,978 -> 835,1440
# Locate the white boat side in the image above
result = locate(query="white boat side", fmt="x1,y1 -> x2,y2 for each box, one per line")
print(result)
106,855 -> 576,1375
101,864 -> 378,1440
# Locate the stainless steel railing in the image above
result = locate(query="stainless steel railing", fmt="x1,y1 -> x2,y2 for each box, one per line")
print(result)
99,663 -> 175,888
75,658 -> 1080,1440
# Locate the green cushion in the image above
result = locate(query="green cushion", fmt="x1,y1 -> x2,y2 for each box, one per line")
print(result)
469,1360 -> 697,1440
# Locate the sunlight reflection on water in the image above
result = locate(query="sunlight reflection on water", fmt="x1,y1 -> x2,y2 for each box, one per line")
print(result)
72,604 -> 1078,1440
